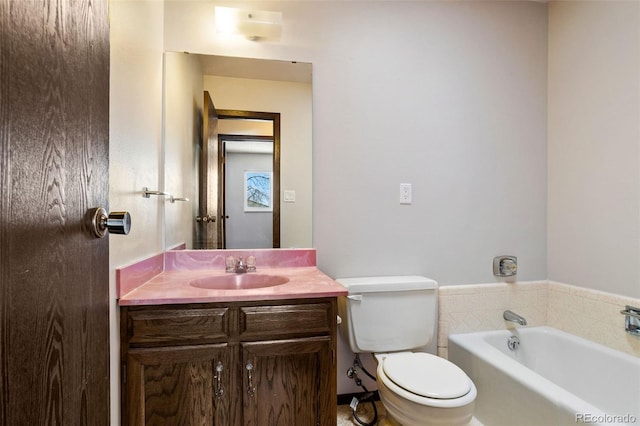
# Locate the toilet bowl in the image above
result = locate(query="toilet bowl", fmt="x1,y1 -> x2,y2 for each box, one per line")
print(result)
374,352 -> 476,426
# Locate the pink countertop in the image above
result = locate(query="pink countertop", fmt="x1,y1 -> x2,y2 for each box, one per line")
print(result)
118,266 -> 347,306
117,249 -> 347,306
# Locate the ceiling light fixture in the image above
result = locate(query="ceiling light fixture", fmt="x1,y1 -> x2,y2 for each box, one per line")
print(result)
215,6 -> 282,41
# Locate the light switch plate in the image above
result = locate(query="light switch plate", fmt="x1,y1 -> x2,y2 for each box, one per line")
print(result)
283,190 -> 296,203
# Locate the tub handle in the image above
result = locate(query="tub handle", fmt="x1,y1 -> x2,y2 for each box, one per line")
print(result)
620,305 -> 640,336
620,306 -> 640,320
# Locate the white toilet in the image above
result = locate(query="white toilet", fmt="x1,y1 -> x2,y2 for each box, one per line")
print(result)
337,276 -> 476,426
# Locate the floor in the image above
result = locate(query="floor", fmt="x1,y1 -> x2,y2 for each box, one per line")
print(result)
337,401 -> 388,426
337,402 -> 484,426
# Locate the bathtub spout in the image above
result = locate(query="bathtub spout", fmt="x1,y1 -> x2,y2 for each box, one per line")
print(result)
504,310 -> 527,326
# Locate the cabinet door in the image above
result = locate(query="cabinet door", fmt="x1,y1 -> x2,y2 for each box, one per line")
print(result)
241,337 -> 336,426
124,344 -> 235,426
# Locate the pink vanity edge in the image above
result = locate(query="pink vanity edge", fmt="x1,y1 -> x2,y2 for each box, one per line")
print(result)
116,248 -> 347,305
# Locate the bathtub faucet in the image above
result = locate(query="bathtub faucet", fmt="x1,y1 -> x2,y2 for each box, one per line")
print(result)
503,310 -> 527,326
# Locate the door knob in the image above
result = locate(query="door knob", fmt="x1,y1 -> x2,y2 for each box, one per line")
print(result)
89,207 -> 131,238
195,215 -> 216,223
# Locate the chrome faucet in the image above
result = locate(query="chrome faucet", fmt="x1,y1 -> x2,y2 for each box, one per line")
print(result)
503,310 -> 527,326
225,255 -> 256,274
235,256 -> 247,274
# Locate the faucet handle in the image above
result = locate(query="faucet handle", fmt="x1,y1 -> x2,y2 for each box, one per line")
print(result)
225,256 -> 236,273
246,256 -> 256,272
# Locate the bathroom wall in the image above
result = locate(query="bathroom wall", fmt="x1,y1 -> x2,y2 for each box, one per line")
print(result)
109,1 -> 165,423
547,1 -> 640,299
435,0 -> 640,362
310,2 -> 548,285
164,52 -> 204,249
110,1 -> 165,264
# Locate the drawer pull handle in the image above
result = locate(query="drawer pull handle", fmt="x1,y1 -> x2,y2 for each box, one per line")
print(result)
246,362 -> 256,397
214,361 -> 224,399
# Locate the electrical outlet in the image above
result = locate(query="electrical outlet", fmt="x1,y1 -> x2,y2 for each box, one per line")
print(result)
400,183 -> 412,204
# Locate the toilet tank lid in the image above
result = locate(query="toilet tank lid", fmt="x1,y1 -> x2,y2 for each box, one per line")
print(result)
336,276 -> 437,293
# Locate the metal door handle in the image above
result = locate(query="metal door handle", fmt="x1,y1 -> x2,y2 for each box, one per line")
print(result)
246,362 -> 256,397
195,215 -> 216,223
214,361 -> 224,399
88,207 -> 131,238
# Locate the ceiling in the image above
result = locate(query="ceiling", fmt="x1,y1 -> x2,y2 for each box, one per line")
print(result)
195,53 -> 312,84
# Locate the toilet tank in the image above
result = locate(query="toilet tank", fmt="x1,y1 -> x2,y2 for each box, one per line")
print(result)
336,276 -> 438,354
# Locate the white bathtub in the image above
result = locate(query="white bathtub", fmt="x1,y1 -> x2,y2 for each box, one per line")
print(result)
448,326 -> 640,426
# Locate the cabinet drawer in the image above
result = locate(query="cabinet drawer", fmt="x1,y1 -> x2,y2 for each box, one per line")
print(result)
239,302 -> 333,340
125,307 -> 230,346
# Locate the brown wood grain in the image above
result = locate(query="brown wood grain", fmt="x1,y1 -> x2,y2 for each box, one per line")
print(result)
199,92 -> 220,249
0,0 -> 110,424
127,345 -> 229,426
242,337 -> 334,426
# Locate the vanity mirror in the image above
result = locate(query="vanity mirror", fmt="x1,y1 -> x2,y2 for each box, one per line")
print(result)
163,52 -> 312,250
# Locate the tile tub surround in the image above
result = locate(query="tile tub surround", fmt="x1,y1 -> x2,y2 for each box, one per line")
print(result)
116,248 -> 347,305
547,281 -> 640,357
438,281 -> 640,359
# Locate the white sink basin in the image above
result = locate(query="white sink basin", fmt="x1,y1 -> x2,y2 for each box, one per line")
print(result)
190,274 -> 290,290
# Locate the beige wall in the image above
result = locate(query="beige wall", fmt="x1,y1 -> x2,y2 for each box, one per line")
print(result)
164,52 -> 204,249
109,1 -> 165,423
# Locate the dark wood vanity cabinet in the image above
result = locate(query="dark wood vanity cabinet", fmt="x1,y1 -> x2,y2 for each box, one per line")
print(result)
120,298 -> 338,426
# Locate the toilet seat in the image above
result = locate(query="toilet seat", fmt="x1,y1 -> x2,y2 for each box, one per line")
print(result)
382,352 -> 472,399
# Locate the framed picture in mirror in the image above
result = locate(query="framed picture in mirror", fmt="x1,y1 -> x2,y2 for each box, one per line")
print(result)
244,170 -> 273,212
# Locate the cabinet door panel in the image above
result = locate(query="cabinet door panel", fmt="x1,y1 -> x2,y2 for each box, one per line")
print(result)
241,337 -> 335,426
125,344 -> 233,426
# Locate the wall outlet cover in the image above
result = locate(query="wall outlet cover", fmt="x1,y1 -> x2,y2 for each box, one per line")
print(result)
400,183 -> 412,204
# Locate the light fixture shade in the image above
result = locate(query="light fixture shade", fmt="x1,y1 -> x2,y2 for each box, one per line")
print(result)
215,6 -> 282,41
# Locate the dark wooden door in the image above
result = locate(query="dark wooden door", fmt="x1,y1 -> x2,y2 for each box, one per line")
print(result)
0,0 -> 110,424
241,337 -> 336,426
197,92 -> 221,249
